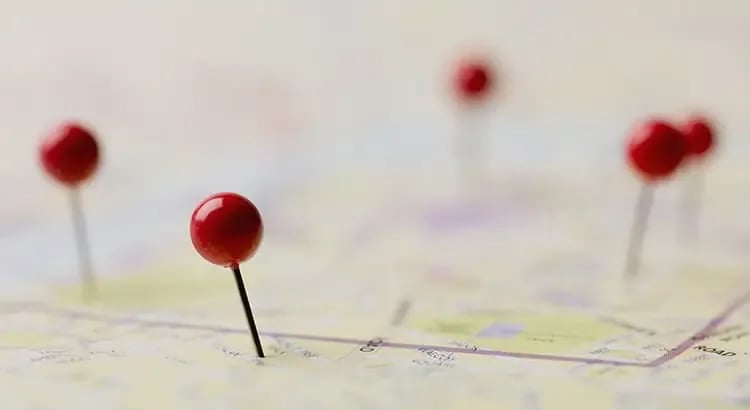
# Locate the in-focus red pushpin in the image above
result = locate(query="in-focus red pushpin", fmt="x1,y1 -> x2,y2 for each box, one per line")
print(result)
624,119 -> 687,278
190,192 -> 265,357
452,56 -> 496,185
679,115 -> 717,242
39,122 -> 100,300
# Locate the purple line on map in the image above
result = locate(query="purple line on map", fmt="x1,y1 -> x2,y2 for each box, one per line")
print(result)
380,341 -> 650,366
421,202 -> 508,231
477,322 -> 524,338
648,288 -> 750,366
6,284 -> 750,368
3,303 -> 646,366
542,289 -> 592,308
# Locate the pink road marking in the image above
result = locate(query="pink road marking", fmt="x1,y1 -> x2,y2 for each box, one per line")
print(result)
4,303 -> 649,367
2,286 -> 749,368
648,287 -> 750,366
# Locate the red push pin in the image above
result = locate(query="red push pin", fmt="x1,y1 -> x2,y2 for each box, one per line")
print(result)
624,119 -> 687,278
454,60 -> 493,103
452,57 -> 496,185
679,115 -> 717,242
190,192 -> 265,357
39,122 -> 100,300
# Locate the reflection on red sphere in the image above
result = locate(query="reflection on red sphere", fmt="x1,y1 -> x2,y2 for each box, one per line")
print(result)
39,123 -> 100,187
626,119 -> 687,181
190,192 -> 263,268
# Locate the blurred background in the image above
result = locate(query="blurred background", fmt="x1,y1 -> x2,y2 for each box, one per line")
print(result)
2,1 -> 749,153
1,0 -> 749,287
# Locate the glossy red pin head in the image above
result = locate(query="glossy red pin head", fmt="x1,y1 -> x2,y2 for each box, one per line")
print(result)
626,119 -> 687,181
682,115 -> 716,158
190,192 -> 263,268
454,59 -> 494,103
39,122 -> 100,187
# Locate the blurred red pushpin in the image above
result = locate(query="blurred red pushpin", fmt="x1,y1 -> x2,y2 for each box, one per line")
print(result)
454,60 -> 493,102
190,192 -> 265,357
679,115 -> 717,242
624,119 -> 687,278
39,122 -> 100,300
452,56 -> 496,184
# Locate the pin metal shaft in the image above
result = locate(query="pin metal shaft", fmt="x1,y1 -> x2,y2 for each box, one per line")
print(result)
624,183 -> 654,278
69,188 -> 95,300
231,266 -> 265,358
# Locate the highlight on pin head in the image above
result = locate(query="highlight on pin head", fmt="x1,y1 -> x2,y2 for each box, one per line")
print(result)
39,122 -> 100,187
190,192 -> 264,268
626,119 -> 687,181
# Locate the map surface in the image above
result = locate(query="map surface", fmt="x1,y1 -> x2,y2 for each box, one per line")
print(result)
3,130 -> 750,409
4,2 -> 750,406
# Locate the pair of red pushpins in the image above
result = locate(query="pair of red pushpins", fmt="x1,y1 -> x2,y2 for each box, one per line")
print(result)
624,116 -> 716,278
40,123 -> 266,357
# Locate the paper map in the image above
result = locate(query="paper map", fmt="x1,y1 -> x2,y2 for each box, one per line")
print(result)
4,2 -> 750,406
3,131 -> 750,408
